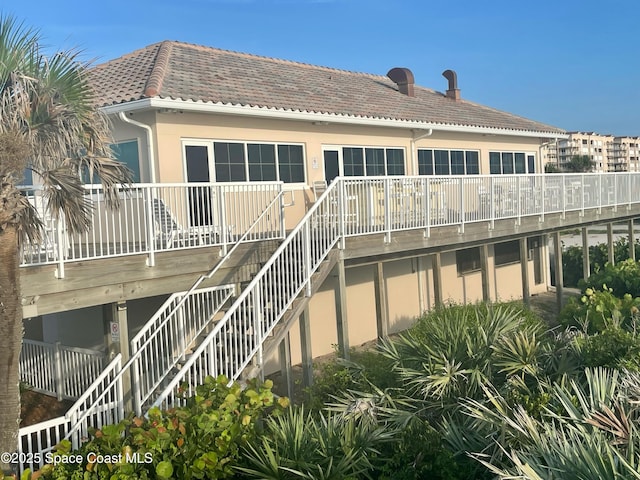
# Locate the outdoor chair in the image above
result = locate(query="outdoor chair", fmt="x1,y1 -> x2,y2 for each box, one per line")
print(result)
152,198 -> 218,248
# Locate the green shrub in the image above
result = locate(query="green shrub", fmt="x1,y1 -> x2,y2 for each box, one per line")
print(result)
30,376 -> 287,480
561,238 -> 640,288
559,286 -> 640,333
237,407 -> 391,480
583,258 -> 640,298
382,303 -> 548,417
305,348 -> 398,412
374,420 -> 470,480
577,326 -> 640,370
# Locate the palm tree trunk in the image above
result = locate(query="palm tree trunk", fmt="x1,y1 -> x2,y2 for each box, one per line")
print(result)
0,224 -> 22,475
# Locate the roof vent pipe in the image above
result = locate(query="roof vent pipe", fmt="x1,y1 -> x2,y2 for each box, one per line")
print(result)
387,67 -> 415,97
442,69 -> 461,101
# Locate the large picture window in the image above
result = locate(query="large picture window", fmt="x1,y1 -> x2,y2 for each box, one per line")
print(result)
187,141 -> 305,183
418,149 -> 479,175
490,151 -> 535,174
343,147 -> 405,176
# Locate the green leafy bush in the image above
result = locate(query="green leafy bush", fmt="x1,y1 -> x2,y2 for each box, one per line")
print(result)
577,326 -> 640,370
305,349 -> 398,412
29,376 -> 288,480
559,286 -> 640,333
561,238 -> 640,288
583,258 -> 640,298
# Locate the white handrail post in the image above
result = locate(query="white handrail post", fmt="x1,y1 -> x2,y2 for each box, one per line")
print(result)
384,179 -> 391,243
516,176 -> 521,225
490,176 -> 495,229
54,342 -> 63,401
218,185 -> 228,256
561,175 -> 566,218
580,174 -> 585,216
131,348 -> 142,415
55,217 -> 65,279
424,177 -> 430,238
279,184 -> 286,239
540,173 -> 545,222
338,179 -> 346,249
254,287 -> 263,370
304,222 -> 312,297
598,174 -> 602,214
145,185 -> 156,267
458,177 -> 465,234
178,302 -> 187,362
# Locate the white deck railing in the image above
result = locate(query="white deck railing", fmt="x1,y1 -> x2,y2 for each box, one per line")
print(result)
20,340 -> 105,400
153,171 -> 640,409
338,173 -> 640,239
18,354 -> 123,473
20,182 -> 284,277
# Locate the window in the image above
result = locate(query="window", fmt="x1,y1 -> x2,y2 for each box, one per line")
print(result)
494,240 -> 520,266
489,151 -> 536,174
196,141 -> 305,183
418,149 -> 480,175
214,142 -> 246,182
343,147 -> 405,176
343,148 -> 365,176
456,247 -> 481,275
111,140 -> 141,182
278,145 -> 305,183
248,144 -> 276,181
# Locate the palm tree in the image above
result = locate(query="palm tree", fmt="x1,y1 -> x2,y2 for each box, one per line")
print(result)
0,16 -> 130,472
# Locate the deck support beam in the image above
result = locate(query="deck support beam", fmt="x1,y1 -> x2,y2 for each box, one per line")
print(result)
334,259 -> 350,360
553,232 -> 564,312
278,332 -> 293,400
630,220 -> 636,261
432,253 -> 443,307
373,262 -> 389,341
480,244 -> 491,303
104,301 -> 131,411
607,223 -> 615,265
299,307 -> 313,388
519,238 -> 530,308
582,227 -> 590,281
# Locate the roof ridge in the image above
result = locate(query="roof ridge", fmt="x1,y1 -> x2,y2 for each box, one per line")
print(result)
144,41 -> 173,97
166,40 -> 390,81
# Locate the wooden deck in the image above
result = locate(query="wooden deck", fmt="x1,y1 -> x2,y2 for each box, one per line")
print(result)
20,203 -> 640,318
20,240 -> 280,316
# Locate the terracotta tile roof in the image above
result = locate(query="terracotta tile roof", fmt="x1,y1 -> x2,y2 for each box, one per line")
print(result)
90,40 -> 565,135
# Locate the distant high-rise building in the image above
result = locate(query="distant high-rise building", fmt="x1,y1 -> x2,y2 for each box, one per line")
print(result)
542,132 -> 640,172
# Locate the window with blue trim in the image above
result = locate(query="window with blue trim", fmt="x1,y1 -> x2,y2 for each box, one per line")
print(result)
111,140 -> 141,182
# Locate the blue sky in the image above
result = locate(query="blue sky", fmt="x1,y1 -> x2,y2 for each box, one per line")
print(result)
7,0 -> 640,135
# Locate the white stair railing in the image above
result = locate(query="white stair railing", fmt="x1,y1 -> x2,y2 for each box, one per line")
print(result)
18,354 -> 123,473
130,285 -> 236,413
17,188 -> 286,471
153,180 -> 342,408
20,340 -> 105,400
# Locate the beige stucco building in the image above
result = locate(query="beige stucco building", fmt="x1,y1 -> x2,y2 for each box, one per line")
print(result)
22,40 -> 640,412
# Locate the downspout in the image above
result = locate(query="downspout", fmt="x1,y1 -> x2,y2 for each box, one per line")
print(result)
410,129 -> 433,174
118,111 -> 157,267
118,112 -> 157,183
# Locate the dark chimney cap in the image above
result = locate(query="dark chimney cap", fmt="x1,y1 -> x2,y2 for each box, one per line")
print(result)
442,69 -> 461,101
387,67 -> 415,97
